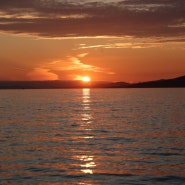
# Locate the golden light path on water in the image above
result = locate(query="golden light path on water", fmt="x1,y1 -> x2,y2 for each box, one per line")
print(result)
75,89 -> 96,176
81,89 -> 96,175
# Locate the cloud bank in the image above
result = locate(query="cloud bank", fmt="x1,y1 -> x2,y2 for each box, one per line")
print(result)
0,0 -> 184,38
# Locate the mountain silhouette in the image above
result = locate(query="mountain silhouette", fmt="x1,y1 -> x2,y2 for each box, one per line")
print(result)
0,75 -> 184,89
130,75 -> 185,88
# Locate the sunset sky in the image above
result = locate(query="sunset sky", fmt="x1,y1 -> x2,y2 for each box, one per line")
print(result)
0,0 -> 185,82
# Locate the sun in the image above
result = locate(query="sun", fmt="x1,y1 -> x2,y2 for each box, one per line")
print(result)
82,76 -> 91,82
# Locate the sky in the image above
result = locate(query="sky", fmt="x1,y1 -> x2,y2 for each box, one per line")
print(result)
0,0 -> 185,82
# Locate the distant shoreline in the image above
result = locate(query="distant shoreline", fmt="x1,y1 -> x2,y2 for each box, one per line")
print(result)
0,75 -> 184,89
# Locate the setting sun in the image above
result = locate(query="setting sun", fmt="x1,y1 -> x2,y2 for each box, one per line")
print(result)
82,76 -> 91,82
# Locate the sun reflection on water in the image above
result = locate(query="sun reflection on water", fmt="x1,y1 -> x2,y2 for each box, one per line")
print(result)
76,155 -> 96,174
77,89 -> 96,174
81,88 -> 93,126
82,88 -> 91,106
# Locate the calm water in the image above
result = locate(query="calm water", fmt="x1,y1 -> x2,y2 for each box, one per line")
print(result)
0,88 -> 185,185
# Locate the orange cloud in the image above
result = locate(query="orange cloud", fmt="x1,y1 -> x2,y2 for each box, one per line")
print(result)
77,53 -> 89,58
46,55 -> 110,74
27,68 -> 58,80
25,52 -> 115,81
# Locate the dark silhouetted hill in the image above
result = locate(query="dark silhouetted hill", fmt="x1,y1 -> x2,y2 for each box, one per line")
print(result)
0,80 -> 84,89
0,75 -> 184,89
0,80 -> 129,89
130,75 -> 185,88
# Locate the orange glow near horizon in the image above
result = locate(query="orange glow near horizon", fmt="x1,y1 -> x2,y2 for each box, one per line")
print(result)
0,33 -> 185,82
0,2 -> 185,83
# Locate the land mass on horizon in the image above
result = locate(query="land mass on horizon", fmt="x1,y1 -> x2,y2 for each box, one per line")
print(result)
0,75 -> 185,89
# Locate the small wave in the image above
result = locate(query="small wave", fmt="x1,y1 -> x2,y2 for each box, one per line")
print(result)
107,137 -> 136,143
64,174 -> 85,179
170,147 -> 185,151
95,173 -> 135,177
55,134 -> 63,137
143,152 -> 181,156
25,167 -> 52,172
149,176 -> 185,183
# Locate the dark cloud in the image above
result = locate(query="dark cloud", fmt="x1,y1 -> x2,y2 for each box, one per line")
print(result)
0,0 -> 184,38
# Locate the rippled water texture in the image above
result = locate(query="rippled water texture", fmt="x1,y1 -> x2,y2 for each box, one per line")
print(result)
0,88 -> 185,185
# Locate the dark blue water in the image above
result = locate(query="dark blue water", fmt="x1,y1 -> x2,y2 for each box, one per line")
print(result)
0,88 -> 185,184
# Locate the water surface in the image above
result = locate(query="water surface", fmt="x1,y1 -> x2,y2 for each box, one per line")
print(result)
0,88 -> 185,184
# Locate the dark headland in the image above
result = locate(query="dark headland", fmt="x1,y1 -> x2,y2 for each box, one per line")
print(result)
0,75 -> 185,89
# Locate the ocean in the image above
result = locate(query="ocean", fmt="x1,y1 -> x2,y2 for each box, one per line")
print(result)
0,88 -> 185,185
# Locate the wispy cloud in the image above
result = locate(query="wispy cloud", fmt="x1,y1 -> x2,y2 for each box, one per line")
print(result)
77,53 -> 89,58
47,56 -> 113,74
27,53 -> 115,80
80,42 -> 163,49
0,0 -> 184,38
27,68 -> 59,80
78,36 -> 185,49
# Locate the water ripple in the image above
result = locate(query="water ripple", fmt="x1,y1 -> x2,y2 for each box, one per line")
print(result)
0,89 -> 185,185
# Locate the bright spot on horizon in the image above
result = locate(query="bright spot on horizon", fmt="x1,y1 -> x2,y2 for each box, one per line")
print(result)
82,76 -> 91,82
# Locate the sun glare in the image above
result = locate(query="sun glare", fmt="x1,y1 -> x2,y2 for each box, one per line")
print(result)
82,76 -> 91,82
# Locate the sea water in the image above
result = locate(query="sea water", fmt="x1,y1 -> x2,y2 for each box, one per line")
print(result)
0,88 -> 185,185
